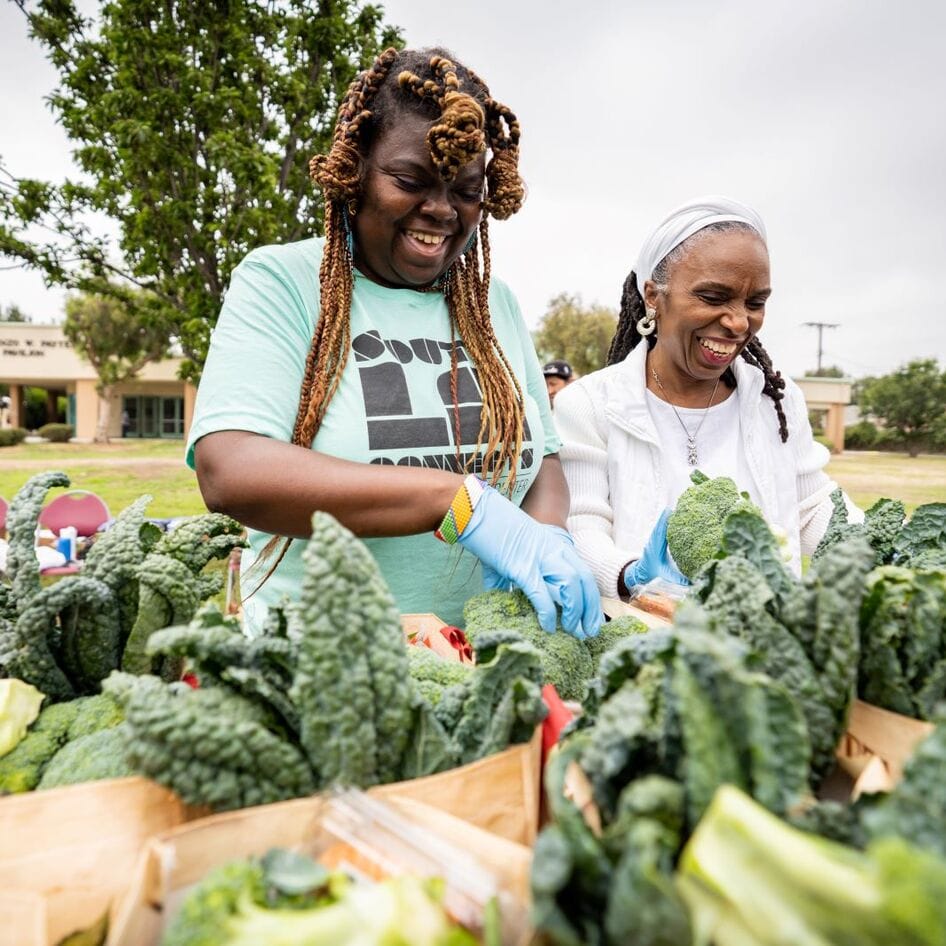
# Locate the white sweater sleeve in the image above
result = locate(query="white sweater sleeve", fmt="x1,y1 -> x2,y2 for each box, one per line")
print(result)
783,381 -> 864,555
554,382 -> 634,598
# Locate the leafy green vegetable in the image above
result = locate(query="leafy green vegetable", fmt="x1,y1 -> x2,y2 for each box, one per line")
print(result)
678,784 -> 946,946
0,678 -> 44,758
161,850 -> 476,946
463,589 -> 645,701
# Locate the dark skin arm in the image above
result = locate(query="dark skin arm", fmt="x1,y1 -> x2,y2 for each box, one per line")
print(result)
194,430 -> 570,539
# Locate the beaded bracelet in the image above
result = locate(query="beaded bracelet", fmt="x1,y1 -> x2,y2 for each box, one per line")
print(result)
435,474 -> 487,544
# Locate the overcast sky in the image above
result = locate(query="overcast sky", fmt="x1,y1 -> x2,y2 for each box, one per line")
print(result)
2,0 -> 944,379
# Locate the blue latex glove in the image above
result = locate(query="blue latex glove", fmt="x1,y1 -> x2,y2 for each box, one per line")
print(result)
458,486 -> 603,639
622,508 -> 690,590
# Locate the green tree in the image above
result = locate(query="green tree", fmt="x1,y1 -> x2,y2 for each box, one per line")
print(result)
0,304 -> 30,322
858,359 -> 946,458
63,291 -> 171,442
1,0 -> 401,380
532,293 -> 617,378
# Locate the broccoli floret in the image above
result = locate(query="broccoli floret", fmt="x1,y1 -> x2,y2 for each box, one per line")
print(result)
67,693 -> 124,740
666,471 -> 762,580
464,590 -> 642,702
585,616 -> 649,664
406,646 -> 474,689
0,693 -> 125,793
0,728 -> 64,793
38,724 -> 134,789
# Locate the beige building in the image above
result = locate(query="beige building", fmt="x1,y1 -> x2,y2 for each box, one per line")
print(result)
0,322 -> 195,441
793,375 -> 853,453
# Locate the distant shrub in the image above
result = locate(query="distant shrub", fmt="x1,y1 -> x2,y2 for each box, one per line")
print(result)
844,420 -> 879,449
0,427 -> 28,447
37,422 -> 74,442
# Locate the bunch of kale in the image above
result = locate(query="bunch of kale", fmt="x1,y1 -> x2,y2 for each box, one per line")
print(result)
0,472 -> 245,701
104,511 -> 547,812
815,491 -> 946,720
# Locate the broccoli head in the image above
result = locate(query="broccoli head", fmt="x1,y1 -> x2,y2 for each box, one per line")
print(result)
38,724 -> 134,789
0,692 -> 125,793
666,471 -> 762,580
464,591 -> 644,702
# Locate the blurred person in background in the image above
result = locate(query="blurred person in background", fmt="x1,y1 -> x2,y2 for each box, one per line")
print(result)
543,360 -> 575,406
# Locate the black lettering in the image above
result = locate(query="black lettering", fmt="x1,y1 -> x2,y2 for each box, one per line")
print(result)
367,416 -> 450,451
385,338 -> 413,364
358,362 -> 412,416
352,330 -> 385,361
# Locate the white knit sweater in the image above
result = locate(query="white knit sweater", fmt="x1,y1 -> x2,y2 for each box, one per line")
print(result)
554,343 -> 862,597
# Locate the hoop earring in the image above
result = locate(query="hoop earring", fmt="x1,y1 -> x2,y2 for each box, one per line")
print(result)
637,308 -> 657,337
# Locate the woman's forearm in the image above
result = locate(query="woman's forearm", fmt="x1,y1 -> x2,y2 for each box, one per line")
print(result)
520,453 -> 570,527
195,430 -> 463,538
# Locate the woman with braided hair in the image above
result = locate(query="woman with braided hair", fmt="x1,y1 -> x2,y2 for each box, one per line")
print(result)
554,196 -> 862,598
187,47 -> 602,638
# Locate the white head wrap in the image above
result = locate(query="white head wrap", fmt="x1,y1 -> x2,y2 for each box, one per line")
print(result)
635,195 -> 767,296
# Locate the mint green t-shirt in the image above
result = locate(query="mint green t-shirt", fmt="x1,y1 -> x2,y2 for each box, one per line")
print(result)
186,238 -> 559,630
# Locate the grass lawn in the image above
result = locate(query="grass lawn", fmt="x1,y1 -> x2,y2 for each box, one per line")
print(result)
0,439 -> 207,518
827,451 -> 946,515
2,440 -> 944,523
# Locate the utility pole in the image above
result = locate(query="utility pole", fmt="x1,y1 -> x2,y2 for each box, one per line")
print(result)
802,322 -> 839,373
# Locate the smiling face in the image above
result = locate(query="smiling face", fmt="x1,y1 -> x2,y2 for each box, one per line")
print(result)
352,112 -> 485,288
644,228 -> 771,399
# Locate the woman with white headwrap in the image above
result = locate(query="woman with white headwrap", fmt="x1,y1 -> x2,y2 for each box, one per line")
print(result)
553,195 -> 861,599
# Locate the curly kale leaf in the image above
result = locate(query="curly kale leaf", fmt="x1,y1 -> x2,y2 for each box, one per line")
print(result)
290,512 -> 411,787
715,507 -> 794,607
122,553 -> 201,674
449,633 -> 546,764
0,611 -> 74,702
864,497 -> 907,563
83,494 -> 153,639
155,513 -> 246,575
6,471 -> 71,611
698,555 -> 837,778
858,566 -> 946,718
666,472 -> 762,580
397,684 -> 456,779
782,536 -> 876,730
106,672 -> 316,811
21,577 -> 121,695
893,502 -> 946,565
532,743 -> 614,946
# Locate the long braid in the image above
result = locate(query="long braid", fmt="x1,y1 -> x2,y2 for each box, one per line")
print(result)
249,48 -> 527,592
606,223 -> 789,443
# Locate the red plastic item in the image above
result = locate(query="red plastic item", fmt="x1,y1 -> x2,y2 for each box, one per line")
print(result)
541,684 -> 575,766
437,625 -> 474,663
39,490 -> 111,537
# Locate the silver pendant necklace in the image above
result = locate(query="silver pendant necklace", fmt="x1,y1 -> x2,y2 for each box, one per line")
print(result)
651,367 -> 721,466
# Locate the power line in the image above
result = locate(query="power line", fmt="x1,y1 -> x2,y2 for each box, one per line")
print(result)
802,322 -> 839,372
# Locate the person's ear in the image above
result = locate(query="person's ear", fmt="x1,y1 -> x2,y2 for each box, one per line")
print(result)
643,279 -> 661,312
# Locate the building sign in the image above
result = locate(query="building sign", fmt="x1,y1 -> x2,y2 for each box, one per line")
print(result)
0,336 -> 71,358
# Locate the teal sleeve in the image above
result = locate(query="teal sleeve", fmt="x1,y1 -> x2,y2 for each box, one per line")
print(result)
185,242 -> 320,469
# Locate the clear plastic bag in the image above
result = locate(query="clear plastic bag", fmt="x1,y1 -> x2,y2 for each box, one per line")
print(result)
317,789 -> 530,945
625,576 -> 688,621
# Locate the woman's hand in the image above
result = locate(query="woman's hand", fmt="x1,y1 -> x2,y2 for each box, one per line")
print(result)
622,509 -> 690,591
457,484 -> 603,640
